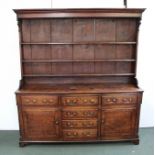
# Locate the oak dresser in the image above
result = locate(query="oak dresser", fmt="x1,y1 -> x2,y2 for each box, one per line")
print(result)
14,8 -> 145,146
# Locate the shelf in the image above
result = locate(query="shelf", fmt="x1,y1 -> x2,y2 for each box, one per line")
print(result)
22,59 -> 136,63
23,73 -> 135,77
21,42 -> 137,45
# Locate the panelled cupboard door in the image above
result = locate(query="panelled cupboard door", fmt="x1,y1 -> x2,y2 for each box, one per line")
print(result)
22,107 -> 60,140
101,108 -> 137,140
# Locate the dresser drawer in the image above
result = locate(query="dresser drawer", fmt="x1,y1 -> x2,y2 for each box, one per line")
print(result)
102,94 -> 137,106
62,109 -> 98,119
63,129 -> 97,140
62,120 -> 97,129
62,96 -> 98,106
21,95 -> 58,106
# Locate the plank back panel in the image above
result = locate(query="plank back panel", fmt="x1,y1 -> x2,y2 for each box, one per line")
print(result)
21,17 -> 139,85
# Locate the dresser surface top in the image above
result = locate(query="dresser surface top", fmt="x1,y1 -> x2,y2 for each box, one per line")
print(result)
17,84 -> 142,94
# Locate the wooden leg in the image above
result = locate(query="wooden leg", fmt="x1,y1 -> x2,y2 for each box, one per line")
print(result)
132,139 -> 139,145
19,142 -> 27,147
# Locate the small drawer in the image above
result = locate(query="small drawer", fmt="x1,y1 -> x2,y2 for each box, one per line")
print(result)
62,109 -> 98,119
63,129 -> 97,140
102,94 -> 137,106
62,120 -> 98,129
62,96 -> 98,106
21,95 -> 58,106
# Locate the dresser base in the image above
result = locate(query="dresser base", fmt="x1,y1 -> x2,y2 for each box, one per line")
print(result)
19,138 -> 139,147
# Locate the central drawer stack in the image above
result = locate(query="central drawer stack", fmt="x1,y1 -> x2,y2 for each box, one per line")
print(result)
61,95 -> 99,141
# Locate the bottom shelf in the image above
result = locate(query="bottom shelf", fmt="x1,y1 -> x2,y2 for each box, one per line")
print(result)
23,73 -> 135,77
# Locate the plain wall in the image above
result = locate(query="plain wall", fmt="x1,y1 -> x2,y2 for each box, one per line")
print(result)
0,0 -> 154,130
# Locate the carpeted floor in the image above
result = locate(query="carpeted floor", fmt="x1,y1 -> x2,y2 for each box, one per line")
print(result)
0,128 -> 153,155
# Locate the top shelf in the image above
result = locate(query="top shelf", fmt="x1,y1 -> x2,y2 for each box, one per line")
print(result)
21,42 -> 137,45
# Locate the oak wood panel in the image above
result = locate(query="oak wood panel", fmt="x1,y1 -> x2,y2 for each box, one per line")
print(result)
95,19 -> 116,41
31,45 -> 51,60
30,19 -> 51,42
62,120 -> 98,129
32,63 -> 51,74
62,108 -> 98,120
63,129 -> 97,140
23,45 -> 31,60
101,108 -> 137,139
73,45 -> 94,60
22,107 -> 60,140
51,19 -> 72,42
73,19 -> 94,42
21,95 -> 58,106
116,19 -> 137,42
102,93 -> 137,106
94,45 -> 116,59
52,45 -> 72,60
52,63 -> 72,74
62,96 -> 98,106
22,20 -> 30,42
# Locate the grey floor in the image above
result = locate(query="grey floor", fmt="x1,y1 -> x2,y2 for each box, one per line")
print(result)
0,128 -> 153,155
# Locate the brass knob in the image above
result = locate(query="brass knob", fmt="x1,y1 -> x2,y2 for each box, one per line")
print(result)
107,98 -> 111,102
69,101 -> 76,105
66,112 -> 71,115
42,99 -> 47,103
67,122 -> 72,126
73,132 -> 78,136
102,120 -> 105,124
90,99 -> 95,103
66,132 -> 71,136
32,99 -> 36,103
55,120 -> 59,125
129,98 -> 132,102
25,99 -> 30,103
66,99 -> 70,103
123,98 -> 127,102
73,99 -> 77,103
83,132 -> 91,137
112,98 -> 116,102
84,99 -> 87,103
49,99 -> 53,103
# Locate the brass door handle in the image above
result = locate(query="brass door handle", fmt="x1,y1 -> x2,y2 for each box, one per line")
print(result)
55,120 -> 59,125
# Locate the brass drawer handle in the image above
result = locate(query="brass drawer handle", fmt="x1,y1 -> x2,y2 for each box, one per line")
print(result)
49,99 -> 54,103
68,102 -> 76,105
55,120 -> 59,125
25,99 -> 30,103
129,98 -> 133,102
102,120 -> 105,124
83,99 -> 88,103
82,122 -> 94,127
32,99 -> 37,103
66,132 -> 71,136
90,99 -> 96,103
106,98 -> 111,102
112,98 -> 117,102
73,132 -> 78,136
83,132 -> 91,137
66,122 -> 76,127
42,99 -> 47,103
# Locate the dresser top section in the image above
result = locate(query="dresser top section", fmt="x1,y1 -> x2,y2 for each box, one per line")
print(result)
14,8 -> 145,19
16,83 -> 143,94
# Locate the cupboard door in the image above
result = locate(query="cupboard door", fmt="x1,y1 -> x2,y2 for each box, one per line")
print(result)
101,108 -> 136,140
22,107 -> 60,140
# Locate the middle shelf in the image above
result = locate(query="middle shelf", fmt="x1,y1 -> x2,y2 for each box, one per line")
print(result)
22,59 -> 136,63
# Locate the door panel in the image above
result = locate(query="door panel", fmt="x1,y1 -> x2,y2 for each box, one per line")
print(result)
22,107 -> 60,140
101,108 -> 136,140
